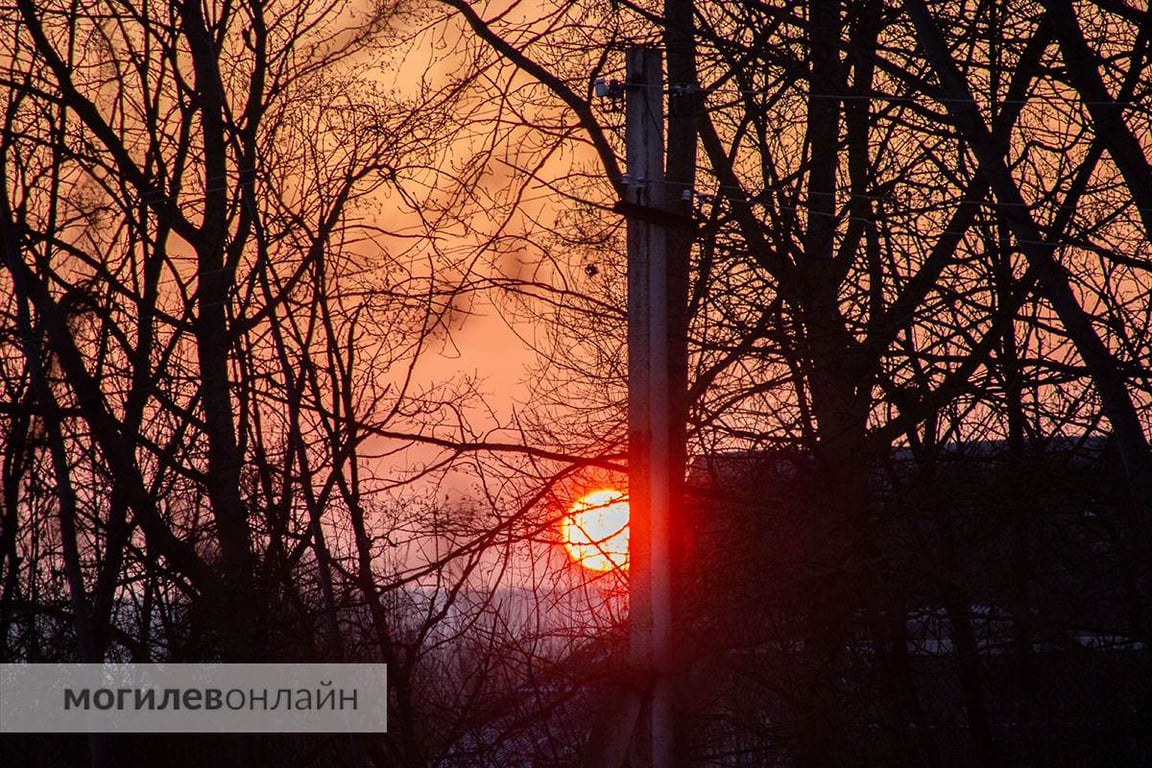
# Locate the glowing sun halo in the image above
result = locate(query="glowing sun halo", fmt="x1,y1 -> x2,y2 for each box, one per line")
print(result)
562,489 -> 630,571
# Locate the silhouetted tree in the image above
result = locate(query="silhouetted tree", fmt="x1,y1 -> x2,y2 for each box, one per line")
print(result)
428,0 -> 1152,764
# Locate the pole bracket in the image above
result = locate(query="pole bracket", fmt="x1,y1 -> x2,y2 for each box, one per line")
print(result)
613,200 -> 697,231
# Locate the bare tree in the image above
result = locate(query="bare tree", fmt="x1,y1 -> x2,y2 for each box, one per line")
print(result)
424,0 -> 1152,764
4,0 -> 1149,764
2,1 -> 638,765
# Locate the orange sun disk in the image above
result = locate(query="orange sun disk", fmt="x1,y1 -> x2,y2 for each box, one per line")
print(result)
561,489 -> 630,571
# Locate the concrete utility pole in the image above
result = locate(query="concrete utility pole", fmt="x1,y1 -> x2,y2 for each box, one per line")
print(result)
624,44 -> 673,768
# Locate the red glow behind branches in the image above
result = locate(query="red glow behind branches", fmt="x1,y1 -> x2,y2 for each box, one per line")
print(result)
561,489 -> 630,571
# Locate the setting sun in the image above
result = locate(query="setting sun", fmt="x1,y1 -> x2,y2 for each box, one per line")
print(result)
561,489 -> 630,571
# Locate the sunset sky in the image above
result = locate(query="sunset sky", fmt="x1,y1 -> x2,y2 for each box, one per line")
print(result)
2,0 -> 1150,764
